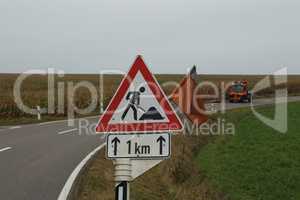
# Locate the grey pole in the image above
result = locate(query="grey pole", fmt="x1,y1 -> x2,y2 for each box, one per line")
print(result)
114,159 -> 131,200
115,181 -> 129,200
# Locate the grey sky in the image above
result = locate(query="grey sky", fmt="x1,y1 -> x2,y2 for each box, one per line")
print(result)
0,0 -> 299,74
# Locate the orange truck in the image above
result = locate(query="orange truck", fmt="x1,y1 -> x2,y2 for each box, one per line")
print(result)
227,80 -> 252,103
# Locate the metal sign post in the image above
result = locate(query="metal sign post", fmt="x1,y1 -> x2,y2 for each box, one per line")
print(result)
114,159 -> 131,200
115,181 -> 128,200
109,133 -> 171,200
96,56 -> 183,200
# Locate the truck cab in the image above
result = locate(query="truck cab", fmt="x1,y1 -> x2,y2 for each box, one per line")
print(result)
227,80 -> 252,103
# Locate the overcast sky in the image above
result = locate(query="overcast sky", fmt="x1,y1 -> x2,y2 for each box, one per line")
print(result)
0,0 -> 299,74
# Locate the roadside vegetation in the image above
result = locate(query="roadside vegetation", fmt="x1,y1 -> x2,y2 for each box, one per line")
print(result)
73,101 -> 300,200
0,74 -> 121,125
1,74 -> 300,126
198,101 -> 300,200
72,135 -> 224,200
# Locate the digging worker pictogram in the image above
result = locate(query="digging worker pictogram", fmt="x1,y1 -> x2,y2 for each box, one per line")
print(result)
121,86 -> 146,120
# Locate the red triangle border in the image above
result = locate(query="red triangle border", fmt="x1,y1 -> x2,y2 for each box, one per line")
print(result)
96,56 -> 183,133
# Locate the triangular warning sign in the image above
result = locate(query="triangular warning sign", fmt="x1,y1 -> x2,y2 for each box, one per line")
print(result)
96,56 -> 183,133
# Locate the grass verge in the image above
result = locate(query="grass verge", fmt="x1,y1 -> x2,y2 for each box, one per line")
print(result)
73,102 -> 300,199
197,101 -> 300,200
73,135 -> 225,200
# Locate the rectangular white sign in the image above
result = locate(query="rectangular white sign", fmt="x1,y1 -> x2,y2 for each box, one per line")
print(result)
106,133 -> 171,159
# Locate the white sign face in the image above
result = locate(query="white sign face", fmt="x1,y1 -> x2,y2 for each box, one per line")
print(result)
106,133 -> 171,159
109,71 -> 169,124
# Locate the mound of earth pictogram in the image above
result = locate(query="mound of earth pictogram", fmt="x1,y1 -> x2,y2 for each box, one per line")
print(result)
139,107 -> 164,120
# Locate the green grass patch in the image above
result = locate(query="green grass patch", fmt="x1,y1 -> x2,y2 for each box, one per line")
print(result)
197,102 -> 300,200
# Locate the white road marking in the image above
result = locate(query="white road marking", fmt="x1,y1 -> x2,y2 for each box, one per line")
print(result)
39,120 -> 66,126
9,126 -> 21,130
58,128 -> 78,135
0,147 -> 12,152
38,116 -> 99,126
57,143 -> 106,200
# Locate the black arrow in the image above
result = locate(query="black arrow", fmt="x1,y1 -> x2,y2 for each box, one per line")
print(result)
112,137 -> 120,156
157,136 -> 166,155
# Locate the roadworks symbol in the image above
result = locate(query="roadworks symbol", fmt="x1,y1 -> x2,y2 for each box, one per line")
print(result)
95,56 -> 183,133
121,86 -> 164,121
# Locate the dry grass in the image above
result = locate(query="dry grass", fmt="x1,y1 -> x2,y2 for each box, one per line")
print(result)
72,135 -> 225,200
0,74 -> 299,125
0,74 -> 122,124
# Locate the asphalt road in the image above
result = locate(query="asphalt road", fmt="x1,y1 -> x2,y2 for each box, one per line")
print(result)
210,95 -> 300,112
0,96 -> 299,200
0,117 -> 104,200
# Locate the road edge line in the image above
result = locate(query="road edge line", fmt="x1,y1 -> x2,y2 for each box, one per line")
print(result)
9,126 -> 21,130
57,143 -> 106,200
39,116 -> 99,126
0,147 -> 12,152
58,128 -> 78,135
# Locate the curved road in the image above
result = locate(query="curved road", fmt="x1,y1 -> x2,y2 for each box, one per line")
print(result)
0,117 -> 103,200
0,96 -> 299,200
